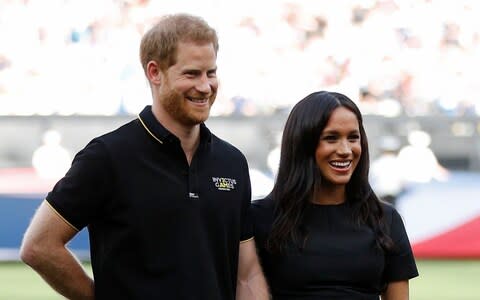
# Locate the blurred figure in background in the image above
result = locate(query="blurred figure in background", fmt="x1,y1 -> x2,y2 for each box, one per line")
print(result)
370,135 -> 404,206
397,130 -> 449,184
266,131 -> 282,178
31,129 -> 71,180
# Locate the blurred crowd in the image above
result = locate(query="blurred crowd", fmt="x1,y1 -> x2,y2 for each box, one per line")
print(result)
1,0 -> 479,116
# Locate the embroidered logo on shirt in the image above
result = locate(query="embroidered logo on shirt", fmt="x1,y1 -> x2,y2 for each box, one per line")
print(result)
212,177 -> 237,191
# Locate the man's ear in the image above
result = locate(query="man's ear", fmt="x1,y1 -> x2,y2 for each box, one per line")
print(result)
146,61 -> 162,85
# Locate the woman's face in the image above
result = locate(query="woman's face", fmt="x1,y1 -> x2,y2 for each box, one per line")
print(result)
315,106 -> 362,187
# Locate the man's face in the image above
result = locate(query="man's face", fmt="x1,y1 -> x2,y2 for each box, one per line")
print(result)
159,41 -> 218,126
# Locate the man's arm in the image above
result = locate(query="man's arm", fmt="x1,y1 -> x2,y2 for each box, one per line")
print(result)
381,280 -> 409,300
20,201 -> 95,300
236,238 -> 270,300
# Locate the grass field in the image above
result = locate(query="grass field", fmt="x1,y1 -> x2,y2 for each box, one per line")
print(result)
0,260 -> 479,299
0,261 -> 93,300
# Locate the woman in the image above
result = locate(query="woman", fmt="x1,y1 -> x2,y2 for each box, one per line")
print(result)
252,91 -> 418,299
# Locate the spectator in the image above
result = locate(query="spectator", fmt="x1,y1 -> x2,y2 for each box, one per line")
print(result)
31,129 -> 71,180
370,135 -> 404,206
397,130 -> 450,184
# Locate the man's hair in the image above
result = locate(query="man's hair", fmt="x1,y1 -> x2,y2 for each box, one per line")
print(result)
139,13 -> 219,73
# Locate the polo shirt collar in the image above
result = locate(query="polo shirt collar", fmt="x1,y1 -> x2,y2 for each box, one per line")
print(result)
138,105 -> 212,145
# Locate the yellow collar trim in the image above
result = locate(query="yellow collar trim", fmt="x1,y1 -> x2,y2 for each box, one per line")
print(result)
138,114 -> 163,144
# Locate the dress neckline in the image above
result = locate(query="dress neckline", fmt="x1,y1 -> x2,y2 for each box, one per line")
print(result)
310,201 -> 346,207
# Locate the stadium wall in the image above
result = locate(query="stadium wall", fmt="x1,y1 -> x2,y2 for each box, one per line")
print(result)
0,115 -> 479,171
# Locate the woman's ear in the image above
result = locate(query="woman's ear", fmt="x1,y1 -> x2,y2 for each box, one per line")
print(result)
146,61 -> 162,85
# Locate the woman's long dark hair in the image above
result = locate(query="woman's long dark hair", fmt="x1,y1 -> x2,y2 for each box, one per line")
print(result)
266,91 -> 393,253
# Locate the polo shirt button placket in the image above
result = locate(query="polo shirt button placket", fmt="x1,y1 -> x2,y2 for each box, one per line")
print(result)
188,168 -> 199,200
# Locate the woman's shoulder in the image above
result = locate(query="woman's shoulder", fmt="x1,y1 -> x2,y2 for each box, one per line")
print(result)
251,194 -> 275,222
251,194 -> 274,210
380,201 -> 404,228
380,201 -> 395,214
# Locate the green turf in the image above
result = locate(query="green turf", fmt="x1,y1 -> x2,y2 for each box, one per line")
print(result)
411,260 -> 480,300
0,261 -> 92,300
0,260 -> 479,299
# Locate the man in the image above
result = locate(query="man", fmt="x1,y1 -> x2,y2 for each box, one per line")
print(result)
21,14 -> 269,299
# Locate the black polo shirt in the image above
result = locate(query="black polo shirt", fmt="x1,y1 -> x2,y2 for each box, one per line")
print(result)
46,106 -> 253,299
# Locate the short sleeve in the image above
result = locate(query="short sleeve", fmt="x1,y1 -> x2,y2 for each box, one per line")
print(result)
383,207 -> 419,282
240,159 -> 253,242
46,138 -> 113,231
